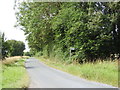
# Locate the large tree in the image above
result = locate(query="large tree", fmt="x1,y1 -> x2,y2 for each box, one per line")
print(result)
15,2 -> 120,62
0,33 -> 8,60
6,40 -> 25,56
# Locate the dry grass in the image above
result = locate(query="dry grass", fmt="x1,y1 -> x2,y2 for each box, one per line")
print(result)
1,56 -> 29,65
1,56 -> 30,88
38,56 -> 118,87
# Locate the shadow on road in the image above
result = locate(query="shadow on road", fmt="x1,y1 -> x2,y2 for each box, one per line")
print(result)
25,66 -> 36,69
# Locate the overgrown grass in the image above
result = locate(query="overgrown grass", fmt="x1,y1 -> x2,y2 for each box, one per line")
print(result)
1,56 -> 29,88
37,56 -> 118,87
2,56 -> 29,65
0,61 -> 2,90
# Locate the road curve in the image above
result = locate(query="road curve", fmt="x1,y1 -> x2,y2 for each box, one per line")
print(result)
25,57 -> 116,88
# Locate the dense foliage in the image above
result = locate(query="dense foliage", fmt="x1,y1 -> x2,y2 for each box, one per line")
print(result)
6,40 -> 25,56
0,33 -> 8,60
0,33 -> 25,60
15,2 -> 120,63
24,52 -> 32,56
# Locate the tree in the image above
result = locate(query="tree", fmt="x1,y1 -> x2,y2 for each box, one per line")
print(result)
15,2 -> 120,63
24,51 -> 31,56
6,40 -> 25,56
0,33 -> 8,60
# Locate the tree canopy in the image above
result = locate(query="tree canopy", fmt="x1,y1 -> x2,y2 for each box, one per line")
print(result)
15,2 -> 120,62
0,33 -> 25,60
6,40 -> 25,56
0,33 -> 8,60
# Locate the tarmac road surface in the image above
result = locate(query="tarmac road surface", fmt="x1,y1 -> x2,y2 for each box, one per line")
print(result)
25,57 -> 116,88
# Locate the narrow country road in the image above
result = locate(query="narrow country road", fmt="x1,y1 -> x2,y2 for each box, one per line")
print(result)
25,57 -> 115,88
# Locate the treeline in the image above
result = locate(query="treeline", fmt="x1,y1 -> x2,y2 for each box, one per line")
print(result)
15,2 -> 120,63
0,33 -> 25,60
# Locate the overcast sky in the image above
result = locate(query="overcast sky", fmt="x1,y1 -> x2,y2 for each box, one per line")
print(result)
0,0 -> 29,52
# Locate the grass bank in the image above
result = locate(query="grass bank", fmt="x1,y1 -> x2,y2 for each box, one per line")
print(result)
0,61 -> 2,90
37,56 -> 118,87
0,56 -> 29,89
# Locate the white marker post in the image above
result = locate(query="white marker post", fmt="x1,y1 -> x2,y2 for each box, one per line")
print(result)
70,47 -> 75,61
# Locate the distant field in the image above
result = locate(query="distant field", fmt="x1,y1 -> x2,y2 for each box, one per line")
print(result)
1,56 -> 29,88
38,57 -> 118,87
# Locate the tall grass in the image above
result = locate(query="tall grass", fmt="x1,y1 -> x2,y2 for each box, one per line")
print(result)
38,56 -> 118,87
1,56 -> 29,88
2,56 -> 29,64
0,61 -> 2,90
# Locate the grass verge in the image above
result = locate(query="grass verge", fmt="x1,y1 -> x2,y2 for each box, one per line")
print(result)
37,56 -> 118,87
0,61 -> 2,90
1,56 -> 30,89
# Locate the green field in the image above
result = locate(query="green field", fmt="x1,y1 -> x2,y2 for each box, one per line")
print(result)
1,58 -> 29,88
38,57 -> 118,87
